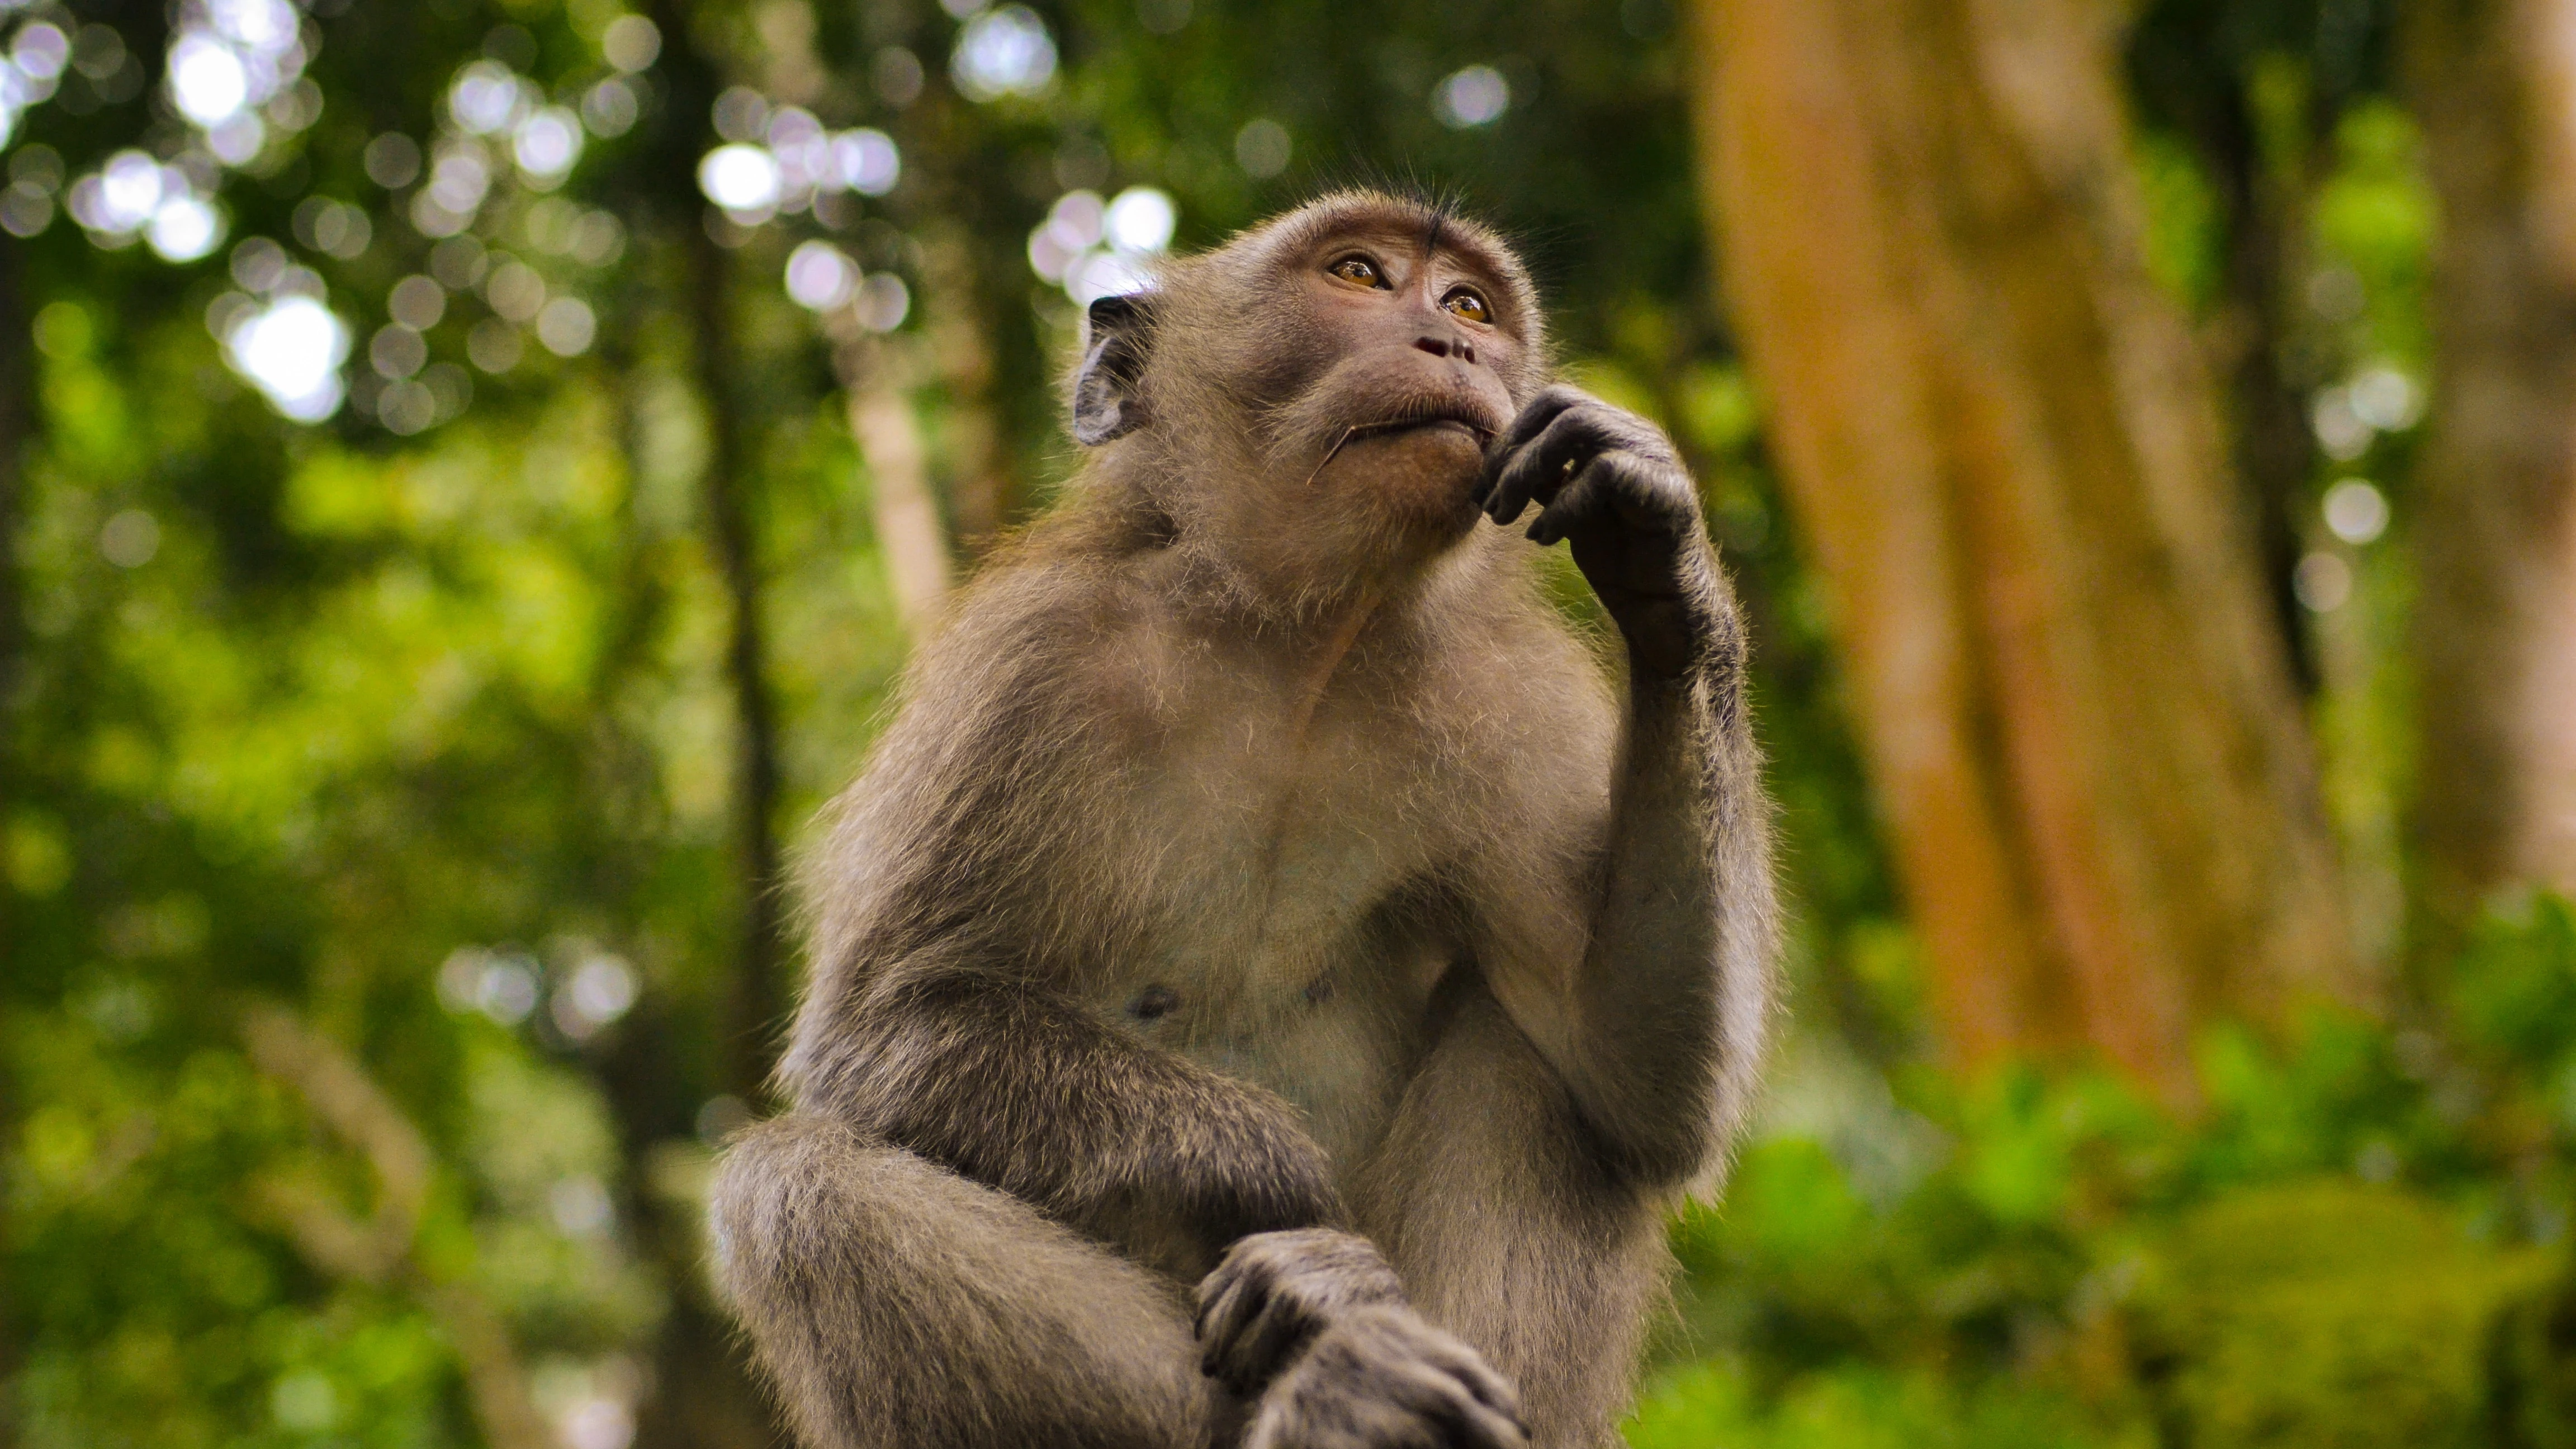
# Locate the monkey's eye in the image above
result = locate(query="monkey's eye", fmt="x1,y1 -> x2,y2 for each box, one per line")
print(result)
1443,288 -> 1493,325
1327,255 -> 1386,289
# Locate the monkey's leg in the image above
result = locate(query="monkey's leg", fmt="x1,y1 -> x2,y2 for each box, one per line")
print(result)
1353,988 -> 1674,1449
711,1112 -> 1232,1449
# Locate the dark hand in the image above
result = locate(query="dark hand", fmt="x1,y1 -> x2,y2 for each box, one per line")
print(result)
1242,1306 -> 1528,1449
1195,1228 -> 1405,1396
1477,385 -> 1719,679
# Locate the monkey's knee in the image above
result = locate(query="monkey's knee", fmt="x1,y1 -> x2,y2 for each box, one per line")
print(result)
709,1114 -> 1223,1449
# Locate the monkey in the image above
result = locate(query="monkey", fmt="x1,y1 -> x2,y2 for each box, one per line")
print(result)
709,190 -> 1776,1449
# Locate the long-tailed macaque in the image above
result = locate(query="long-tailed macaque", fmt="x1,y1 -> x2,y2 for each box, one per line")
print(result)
711,191 -> 1776,1449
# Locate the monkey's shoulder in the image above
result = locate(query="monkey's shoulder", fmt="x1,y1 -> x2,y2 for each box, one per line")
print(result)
896,555 -> 1172,733
906,551 -> 1272,746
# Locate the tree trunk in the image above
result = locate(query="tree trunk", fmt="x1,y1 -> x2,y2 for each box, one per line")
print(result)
830,327 -> 953,638
602,1005 -> 783,1449
0,231 -> 28,1449
622,6 -> 792,1445
2408,0 -> 2576,932
2205,85 -> 2327,700
2127,18 -> 2337,700
679,225 -> 790,1106
1687,0 -> 2360,1099
0,234 -> 25,726
755,0 -> 959,628
918,223 -> 1014,553
243,1008 -> 555,1449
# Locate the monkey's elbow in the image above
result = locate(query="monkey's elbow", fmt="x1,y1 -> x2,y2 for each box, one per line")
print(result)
704,1124 -> 785,1309
1583,1107 -> 1721,1194
704,1112 -> 872,1317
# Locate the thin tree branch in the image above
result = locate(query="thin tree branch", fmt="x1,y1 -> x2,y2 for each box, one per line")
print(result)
830,325 -> 952,639
241,1006 -> 553,1449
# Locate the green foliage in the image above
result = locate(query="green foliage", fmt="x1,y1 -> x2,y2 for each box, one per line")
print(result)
2452,894 -> 2576,1072
2134,129 -> 2224,311
2132,1182 -> 2544,1449
2313,99 -> 2437,370
1630,899 -> 2576,1449
1630,1360 -> 2108,1449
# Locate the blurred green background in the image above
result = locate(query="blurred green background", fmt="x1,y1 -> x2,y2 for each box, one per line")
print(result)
12,0 -> 2576,1446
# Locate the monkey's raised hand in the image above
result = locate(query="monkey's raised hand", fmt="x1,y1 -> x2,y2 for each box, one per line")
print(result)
1243,1306 -> 1528,1449
1476,385 -> 1720,680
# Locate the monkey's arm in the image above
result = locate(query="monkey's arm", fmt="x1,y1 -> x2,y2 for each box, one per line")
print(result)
1478,385 -> 1777,1188
1555,633 -> 1772,1187
796,960 -> 1346,1275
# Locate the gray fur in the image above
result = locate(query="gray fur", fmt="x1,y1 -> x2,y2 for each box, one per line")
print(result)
710,192 -> 1777,1449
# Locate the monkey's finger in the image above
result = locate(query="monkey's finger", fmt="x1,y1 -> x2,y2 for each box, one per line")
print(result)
1190,1267 -> 1231,1340
1538,449 -> 1706,550
1494,383 -> 1594,454
1205,1290 -> 1282,1390
1484,407 -> 1612,525
1482,394 -> 1606,515
1204,1289 -> 1272,1375
1408,1337 -> 1525,1425
1433,1390 -> 1532,1449
1523,454 -> 1619,548
1195,1273 -> 1269,1375
1383,1362 -> 1528,1449
1222,1293 -> 1320,1395
1450,1363 -> 1526,1429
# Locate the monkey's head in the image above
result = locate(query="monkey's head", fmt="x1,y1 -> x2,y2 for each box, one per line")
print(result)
1069,191 -> 1548,597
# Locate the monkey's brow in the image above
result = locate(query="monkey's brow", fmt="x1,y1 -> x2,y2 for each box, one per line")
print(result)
1276,194 -> 1523,287
1318,222 -> 1516,295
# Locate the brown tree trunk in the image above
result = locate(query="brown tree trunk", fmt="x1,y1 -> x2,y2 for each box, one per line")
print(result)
608,1010 -> 781,1449
2206,89 -> 2327,700
628,224 -> 790,1449
2130,21 -> 2338,700
0,231 -> 28,1449
243,1008 -> 555,1449
917,223 -> 1015,553
830,328 -> 953,638
1687,0 -> 2360,1099
679,224 -> 790,1107
623,7 -> 792,1446
0,236 -> 24,724
598,352 -> 783,1449
2408,0 -> 2576,933
759,0 -> 959,627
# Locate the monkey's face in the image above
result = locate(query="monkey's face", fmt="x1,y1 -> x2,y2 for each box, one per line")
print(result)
1073,193 -> 1547,589
1256,220 -> 1529,544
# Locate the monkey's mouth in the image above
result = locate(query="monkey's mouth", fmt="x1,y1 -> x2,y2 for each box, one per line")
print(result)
1305,409 -> 1500,485
1370,397 -> 1506,439
1381,418 -> 1490,443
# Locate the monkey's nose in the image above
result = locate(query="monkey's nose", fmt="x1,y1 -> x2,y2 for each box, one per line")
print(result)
1414,334 -> 1478,365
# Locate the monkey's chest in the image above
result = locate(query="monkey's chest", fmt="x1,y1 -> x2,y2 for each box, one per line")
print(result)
1096,721 -> 1462,1164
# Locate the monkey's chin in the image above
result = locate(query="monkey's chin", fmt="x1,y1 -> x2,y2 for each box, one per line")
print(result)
1330,423 -> 1486,545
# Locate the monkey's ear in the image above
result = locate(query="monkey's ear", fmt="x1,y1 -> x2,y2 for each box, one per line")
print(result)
1071,291 -> 1157,446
